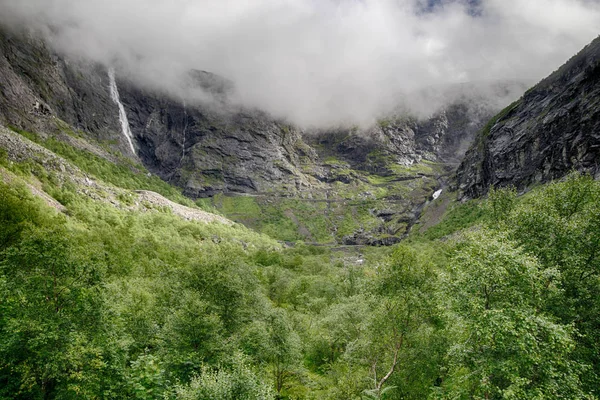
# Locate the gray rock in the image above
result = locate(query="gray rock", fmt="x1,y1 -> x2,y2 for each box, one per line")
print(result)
457,35 -> 600,199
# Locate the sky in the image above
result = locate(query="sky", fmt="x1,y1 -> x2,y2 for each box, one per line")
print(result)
0,0 -> 599,128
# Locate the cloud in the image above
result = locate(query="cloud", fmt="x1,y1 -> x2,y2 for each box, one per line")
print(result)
0,0 -> 599,127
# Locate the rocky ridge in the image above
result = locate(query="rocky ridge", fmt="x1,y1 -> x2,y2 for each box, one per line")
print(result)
457,35 -> 600,199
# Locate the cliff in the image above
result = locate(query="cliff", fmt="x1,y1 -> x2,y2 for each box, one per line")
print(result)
457,35 -> 600,198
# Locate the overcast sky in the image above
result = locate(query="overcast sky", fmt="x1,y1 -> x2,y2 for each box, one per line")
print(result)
1,0 -> 599,127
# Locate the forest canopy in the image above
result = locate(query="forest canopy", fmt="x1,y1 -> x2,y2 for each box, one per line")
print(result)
0,166 -> 599,399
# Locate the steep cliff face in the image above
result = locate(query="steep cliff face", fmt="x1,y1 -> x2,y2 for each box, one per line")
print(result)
0,25 -> 497,200
0,27 -> 320,196
0,29 -> 123,143
457,35 -> 600,199
118,80 -> 318,197
305,102 -> 493,177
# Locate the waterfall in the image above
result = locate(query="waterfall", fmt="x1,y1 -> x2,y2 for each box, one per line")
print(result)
181,99 -> 188,163
108,68 -> 136,155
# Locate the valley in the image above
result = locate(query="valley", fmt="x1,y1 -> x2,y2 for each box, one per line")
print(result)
0,15 -> 599,400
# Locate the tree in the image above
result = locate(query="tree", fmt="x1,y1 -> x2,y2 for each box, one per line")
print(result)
0,227 -> 106,399
439,230 -> 590,399
159,290 -> 225,379
486,186 -> 517,226
362,245 -> 441,399
174,356 -> 275,400
0,182 -> 53,252
265,308 -> 301,396
504,174 -> 600,394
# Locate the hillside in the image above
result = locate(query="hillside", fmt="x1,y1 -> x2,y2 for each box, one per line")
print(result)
2,126 -> 599,398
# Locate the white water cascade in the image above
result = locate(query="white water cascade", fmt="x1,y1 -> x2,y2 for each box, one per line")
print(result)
108,68 -> 136,155
432,189 -> 443,200
181,99 -> 188,164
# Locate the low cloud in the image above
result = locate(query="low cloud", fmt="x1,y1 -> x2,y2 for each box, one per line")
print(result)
1,0 -> 599,127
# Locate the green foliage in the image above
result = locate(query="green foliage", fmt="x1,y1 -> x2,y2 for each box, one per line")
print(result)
128,354 -> 168,399
0,177 -> 281,398
486,185 -> 517,225
0,181 -> 55,250
8,126 -> 193,205
414,199 -> 485,240
369,246 -> 443,399
502,173 -> 600,395
439,230 -> 588,399
174,358 -> 275,400
0,227 -> 108,399
1,136 -> 599,400
265,309 -> 302,395
362,385 -> 397,400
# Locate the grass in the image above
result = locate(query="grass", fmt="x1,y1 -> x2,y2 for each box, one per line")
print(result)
218,194 -> 262,215
411,199 -> 485,241
192,155 -> 446,244
8,126 -> 195,207
323,157 -> 349,167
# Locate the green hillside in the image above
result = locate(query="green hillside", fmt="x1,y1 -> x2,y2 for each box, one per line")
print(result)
1,126 -> 598,399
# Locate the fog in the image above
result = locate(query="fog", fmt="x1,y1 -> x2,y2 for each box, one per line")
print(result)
1,0 -> 599,127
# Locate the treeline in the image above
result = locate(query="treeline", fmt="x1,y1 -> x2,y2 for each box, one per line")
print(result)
0,172 -> 598,399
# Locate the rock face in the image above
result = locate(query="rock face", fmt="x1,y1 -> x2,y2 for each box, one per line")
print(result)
0,26 -> 320,196
0,25 -> 501,200
119,81 -> 318,197
119,78 -> 497,197
305,102 -> 494,177
457,35 -> 600,199
0,29 -> 123,144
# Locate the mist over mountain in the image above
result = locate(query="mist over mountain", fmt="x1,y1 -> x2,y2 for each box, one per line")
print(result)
1,1 -> 600,399
1,0 -> 599,127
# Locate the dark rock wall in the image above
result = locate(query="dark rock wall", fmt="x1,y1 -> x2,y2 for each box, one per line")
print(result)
0,26 -> 319,196
457,35 -> 600,199
305,103 -> 493,177
118,80 -> 318,196
0,28 -> 122,143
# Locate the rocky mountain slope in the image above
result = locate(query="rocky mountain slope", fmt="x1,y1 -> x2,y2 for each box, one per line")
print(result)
457,35 -> 600,199
0,125 -> 232,225
0,25 -> 521,244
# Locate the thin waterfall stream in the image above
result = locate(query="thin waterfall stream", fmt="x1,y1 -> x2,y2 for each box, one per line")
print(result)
108,67 -> 136,155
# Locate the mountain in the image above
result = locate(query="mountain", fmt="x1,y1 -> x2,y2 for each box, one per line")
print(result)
0,25 -> 518,245
457,35 -> 600,199
1,17 -> 599,400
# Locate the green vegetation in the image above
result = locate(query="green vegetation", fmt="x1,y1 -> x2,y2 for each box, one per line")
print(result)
198,160 -> 443,244
1,124 -> 599,399
412,198 -> 485,240
7,126 -> 194,207
387,160 -> 441,176
201,194 -> 411,244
